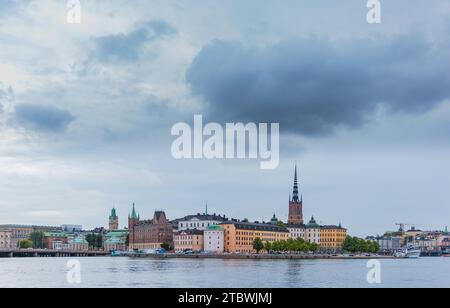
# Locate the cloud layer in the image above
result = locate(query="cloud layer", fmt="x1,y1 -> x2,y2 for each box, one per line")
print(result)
187,35 -> 450,135
92,20 -> 176,63
14,104 -> 75,132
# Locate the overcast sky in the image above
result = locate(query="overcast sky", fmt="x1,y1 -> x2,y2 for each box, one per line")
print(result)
1,0 -> 450,236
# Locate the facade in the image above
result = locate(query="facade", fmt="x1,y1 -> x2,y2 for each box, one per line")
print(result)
286,224 -> 306,240
174,229 -> 204,252
320,225 -> 347,250
305,217 -> 320,245
129,208 -> 173,250
0,225 -> 33,249
288,166 -> 303,225
221,221 -> 289,254
204,225 -> 225,253
44,232 -> 69,250
176,213 -> 228,231
0,228 -> 11,249
109,208 -> 119,231
67,236 -> 89,251
376,236 -> 403,252
104,230 -> 128,252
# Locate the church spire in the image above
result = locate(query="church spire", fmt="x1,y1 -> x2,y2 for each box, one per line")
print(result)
130,202 -> 138,220
292,164 -> 300,202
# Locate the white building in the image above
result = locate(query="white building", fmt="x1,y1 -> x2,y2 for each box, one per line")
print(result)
204,225 -> 224,253
177,214 -> 228,231
286,225 -> 306,240
305,217 -> 320,245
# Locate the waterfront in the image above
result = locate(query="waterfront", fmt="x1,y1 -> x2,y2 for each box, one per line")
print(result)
0,257 -> 449,288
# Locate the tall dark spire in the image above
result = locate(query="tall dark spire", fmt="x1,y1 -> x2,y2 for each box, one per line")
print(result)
292,164 -> 300,202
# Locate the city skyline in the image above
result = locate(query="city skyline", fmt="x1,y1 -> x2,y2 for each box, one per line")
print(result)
1,1 -> 450,237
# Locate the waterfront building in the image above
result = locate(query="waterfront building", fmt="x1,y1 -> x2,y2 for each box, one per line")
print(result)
128,203 -> 140,248
0,225 -> 65,248
175,213 -> 228,231
109,208 -> 119,231
288,166 -> 304,225
376,236 -> 403,252
204,225 -> 225,253
174,229 -> 204,252
0,228 -> 11,249
286,224 -> 306,240
44,232 -> 69,250
129,209 -> 173,250
104,230 -> 128,252
221,221 -> 289,254
305,217 -> 320,245
320,224 -> 347,250
67,236 -> 89,251
0,225 -> 33,249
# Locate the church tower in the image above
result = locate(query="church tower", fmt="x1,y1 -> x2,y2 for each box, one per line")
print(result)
109,208 -> 119,230
288,165 -> 304,225
128,203 -> 140,249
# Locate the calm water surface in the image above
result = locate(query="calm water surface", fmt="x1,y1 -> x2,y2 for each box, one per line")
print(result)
0,257 -> 449,288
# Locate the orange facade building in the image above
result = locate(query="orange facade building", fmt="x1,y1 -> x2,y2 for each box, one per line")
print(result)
222,221 -> 289,253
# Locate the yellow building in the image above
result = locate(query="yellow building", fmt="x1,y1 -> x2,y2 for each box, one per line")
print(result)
221,221 -> 289,254
320,225 -> 347,251
174,230 -> 204,253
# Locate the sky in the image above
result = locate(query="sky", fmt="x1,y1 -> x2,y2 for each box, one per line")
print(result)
0,0 -> 450,236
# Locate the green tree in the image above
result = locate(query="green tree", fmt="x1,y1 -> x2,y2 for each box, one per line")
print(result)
29,232 -> 45,249
253,237 -> 264,253
264,242 -> 272,253
309,242 -> 319,253
86,234 -> 104,250
19,240 -> 33,249
276,221 -> 286,228
161,241 -> 173,251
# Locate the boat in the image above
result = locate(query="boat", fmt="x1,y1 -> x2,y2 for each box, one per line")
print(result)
405,247 -> 421,259
394,246 -> 421,259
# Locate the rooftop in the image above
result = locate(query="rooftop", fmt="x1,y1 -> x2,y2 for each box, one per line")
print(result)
175,229 -> 204,236
220,221 -> 289,233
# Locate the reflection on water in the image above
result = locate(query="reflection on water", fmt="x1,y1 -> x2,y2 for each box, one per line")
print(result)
0,257 -> 449,288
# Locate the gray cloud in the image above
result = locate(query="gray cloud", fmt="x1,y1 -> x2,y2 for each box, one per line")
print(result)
186,35 -> 450,135
92,20 -> 176,63
15,104 -> 75,132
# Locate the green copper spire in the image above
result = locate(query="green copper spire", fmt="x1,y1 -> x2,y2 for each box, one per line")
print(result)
110,208 -> 118,219
130,203 -> 138,220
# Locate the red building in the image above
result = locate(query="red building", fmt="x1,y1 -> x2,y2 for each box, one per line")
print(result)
128,205 -> 173,250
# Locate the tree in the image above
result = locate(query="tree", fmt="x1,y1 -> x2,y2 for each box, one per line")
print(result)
309,243 -> 319,253
19,240 -> 33,249
29,232 -> 45,249
86,234 -> 104,250
276,221 -> 286,228
125,234 -> 130,247
253,238 -> 264,253
342,236 -> 380,253
161,241 -> 173,251
264,242 -> 272,253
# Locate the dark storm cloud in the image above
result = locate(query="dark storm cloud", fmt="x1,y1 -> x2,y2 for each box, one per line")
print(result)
15,104 -> 75,132
93,21 -> 176,63
186,35 -> 450,135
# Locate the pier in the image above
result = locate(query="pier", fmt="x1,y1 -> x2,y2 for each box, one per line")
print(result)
0,249 -> 110,258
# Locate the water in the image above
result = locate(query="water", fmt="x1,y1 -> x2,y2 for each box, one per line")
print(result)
0,257 -> 449,288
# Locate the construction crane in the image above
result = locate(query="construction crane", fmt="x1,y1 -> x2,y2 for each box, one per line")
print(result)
395,223 -> 421,233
